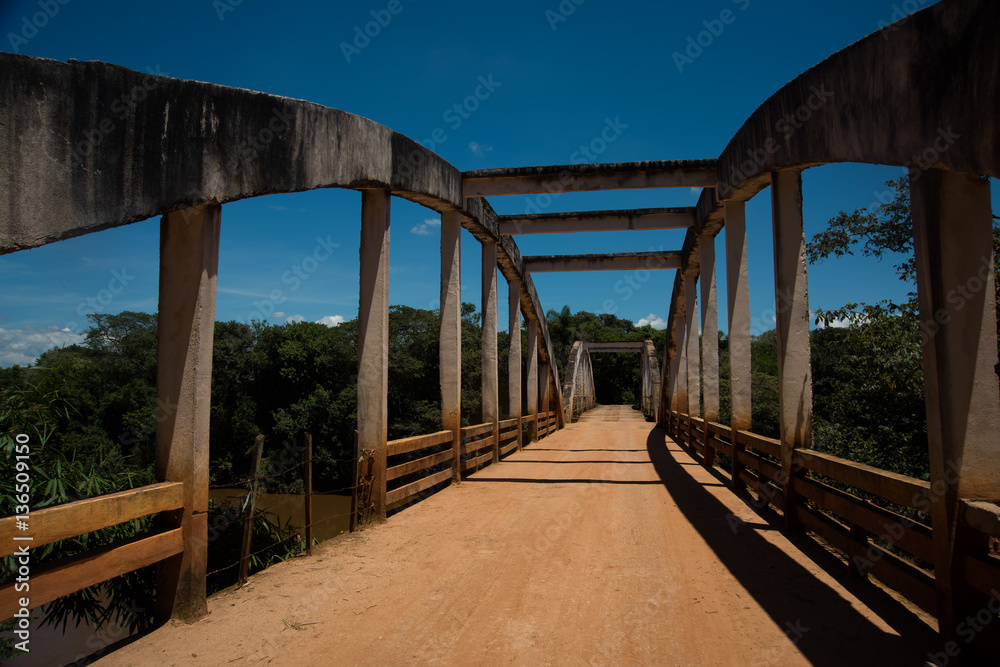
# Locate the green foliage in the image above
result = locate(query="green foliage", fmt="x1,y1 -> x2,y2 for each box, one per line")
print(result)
805,176 -> 998,478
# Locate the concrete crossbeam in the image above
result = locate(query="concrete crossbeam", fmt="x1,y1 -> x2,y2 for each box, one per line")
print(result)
463,160 -> 717,198
584,342 -> 646,353
498,208 -> 695,235
523,252 -> 681,273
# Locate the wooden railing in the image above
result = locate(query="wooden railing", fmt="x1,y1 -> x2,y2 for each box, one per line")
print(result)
0,482 -> 185,619
666,410 -> 1000,623
385,411 -> 558,510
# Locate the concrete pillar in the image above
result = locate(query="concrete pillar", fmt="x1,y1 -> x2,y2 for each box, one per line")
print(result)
725,201 -> 752,431
540,361 -> 550,424
155,203 -> 220,623
700,234 -> 720,424
770,170 -> 811,530
527,319 -> 538,441
685,274 -> 701,419
910,168 -> 1000,637
357,189 -> 390,524
481,240 -> 499,463
675,309 -> 689,417
508,279 -> 522,450
440,211 -> 462,481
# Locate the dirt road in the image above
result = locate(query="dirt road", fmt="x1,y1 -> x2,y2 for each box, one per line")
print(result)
99,406 -> 937,666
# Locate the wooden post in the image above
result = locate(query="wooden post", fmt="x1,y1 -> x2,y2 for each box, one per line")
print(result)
725,201 -> 752,493
440,211 -> 462,480
357,189 -> 390,524
238,434 -> 265,588
910,168 -> 1000,639
154,203 -> 220,624
304,432 -> 313,556
770,170 -> 811,531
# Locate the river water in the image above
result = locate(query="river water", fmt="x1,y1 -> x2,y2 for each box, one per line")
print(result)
6,492 -> 352,666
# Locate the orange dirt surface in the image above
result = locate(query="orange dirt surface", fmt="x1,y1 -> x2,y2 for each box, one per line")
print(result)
98,406 -> 939,666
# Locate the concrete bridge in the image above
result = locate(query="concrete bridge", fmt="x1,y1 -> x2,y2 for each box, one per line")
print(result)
1,0 -> 999,663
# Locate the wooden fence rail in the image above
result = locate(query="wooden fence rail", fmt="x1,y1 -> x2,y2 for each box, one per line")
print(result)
665,409 -> 1000,623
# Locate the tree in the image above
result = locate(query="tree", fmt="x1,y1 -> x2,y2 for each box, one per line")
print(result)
806,176 -> 999,478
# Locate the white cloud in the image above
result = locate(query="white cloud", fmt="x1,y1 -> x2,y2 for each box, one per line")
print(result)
410,218 -> 442,236
285,314 -> 306,324
826,318 -> 851,328
469,141 -> 494,157
272,311 -> 286,319
0,326 -> 86,367
637,314 -> 668,330
315,315 -> 345,327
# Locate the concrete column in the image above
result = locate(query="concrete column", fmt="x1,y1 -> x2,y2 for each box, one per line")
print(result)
508,279 -> 522,450
155,203 -> 220,623
684,274 -> 701,419
540,361 -> 550,422
725,201 -> 752,431
700,234 -> 720,424
357,189 -> 390,524
910,169 -> 1000,637
527,319 -> 538,442
481,240 -> 499,463
674,311 -> 688,415
440,211 -> 462,481
770,170 -> 811,529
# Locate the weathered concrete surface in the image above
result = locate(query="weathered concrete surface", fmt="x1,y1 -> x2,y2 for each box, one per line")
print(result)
0,54 -> 563,418
0,54 -> 460,252
507,278 -> 522,447
482,240 -> 500,461
463,159 -> 718,197
699,233 -> 720,424
770,171 -> 811,530
154,204 -> 219,623
584,342 -> 646,353
498,207 -> 695,235
440,211 -> 463,481
524,252 -> 681,273
99,412 -> 938,666
684,274 -> 701,418
526,319 -> 539,442
357,190 -> 391,522
910,169 -> 1000,633
724,202 -> 752,432
717,0 -> 999,202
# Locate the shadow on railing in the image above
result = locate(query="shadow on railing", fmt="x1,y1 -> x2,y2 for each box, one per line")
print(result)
665,410 -> 1000,658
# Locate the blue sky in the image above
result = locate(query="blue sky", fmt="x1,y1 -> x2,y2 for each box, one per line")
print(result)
1,0 -> 994,366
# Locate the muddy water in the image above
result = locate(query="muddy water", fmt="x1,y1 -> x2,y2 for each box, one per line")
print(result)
209,489 -> 353,543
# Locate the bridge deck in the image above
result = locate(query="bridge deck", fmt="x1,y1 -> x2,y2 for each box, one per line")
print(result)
101,406 -> 937,666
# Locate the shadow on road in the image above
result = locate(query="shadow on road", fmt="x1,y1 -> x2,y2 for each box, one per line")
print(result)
644,425 -> 938,666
